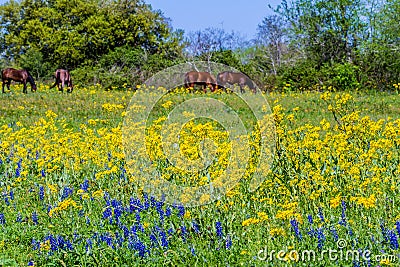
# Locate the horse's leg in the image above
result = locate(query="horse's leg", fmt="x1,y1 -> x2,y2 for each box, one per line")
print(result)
6,80 -> 11,92
203,83 -> 208,93
23,81 -> 27,94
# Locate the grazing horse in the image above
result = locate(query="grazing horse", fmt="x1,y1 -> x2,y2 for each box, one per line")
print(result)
1,68 -> 37,94
184,71 -> 220,93
50,69 -> 73,93
217,71 -> 256,93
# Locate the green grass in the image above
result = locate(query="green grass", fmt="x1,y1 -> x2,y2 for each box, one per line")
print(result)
0,86 -> 400,266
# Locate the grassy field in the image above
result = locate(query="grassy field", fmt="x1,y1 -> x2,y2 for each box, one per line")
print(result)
1,83 -> 400,266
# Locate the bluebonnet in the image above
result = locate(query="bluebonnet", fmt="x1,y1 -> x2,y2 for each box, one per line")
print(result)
86,238 -> 93,252
135,212 -> 141,224
388,230 -> 399,249
290,219 -> 302,240
156,201 -> 164,223
15,159 -> 22,178
35,150 -> 40,160
395,221 -> 400,237
32,212 -> 38,225
177,204 -> 185,217
0,213 -> 5,224
160,230 -> 168,248
317,228 -> 325,249
307,214 -> 313,224
192,221 -> 200,234
216,221 -> 223,238
78,209 -> 84,217
112,199 -> 123,224
121,225 -> 130,238
103,207 -> 112,220
129,197 -> 143,213
226,235 -> 232,249
330,226 -> 339,241
149,233 -> 158,247
318,207 -> 325,223
9,190 -> 14,200
133,239 -> 148,257
80,179 -> 89,192
181,226 -> 187,241
41,169 -> 45,177
4,197 -> 10,206
61,187 -> 73,200
165,206 -> 172,217
31,239 -> 40,250
39,186 -> 44,201
190,246 -> 196,255
28,260 -> 34,266
339,201 -> 347,226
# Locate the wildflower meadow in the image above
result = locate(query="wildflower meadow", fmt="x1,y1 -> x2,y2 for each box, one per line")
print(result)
1,82 -> 400,267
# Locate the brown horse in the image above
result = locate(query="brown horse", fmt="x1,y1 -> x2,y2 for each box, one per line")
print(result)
1,68 -> 37,94
50,69 -> 73,93
217,71 -> 256,93
184,71 -> 220,93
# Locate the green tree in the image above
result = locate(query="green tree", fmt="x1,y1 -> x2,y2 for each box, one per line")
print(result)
0,0 -> 184,84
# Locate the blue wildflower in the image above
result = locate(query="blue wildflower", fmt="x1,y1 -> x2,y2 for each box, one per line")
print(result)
150,233 -> 158,247
395,221 -> 400,237
192,221 -> 200,234
61,187 -> 73,200
165,206 -> 172,217
340,201 -> 347,226
318,207 -> 325,223
133,240 -> 148,257
80,179 -> 89,192
290,219 -> 302,240
181,226 -> 187,241
32,212 -> 38,225
4,197 -> 9,206
0,213 -> 5,224
28,260 -> 34,266
160,230 -> 168,248
216,221 -> 223,238
330,226 -> 339,241
317,228 -> 325,249
388,230 -> 399,249
307,214 -> 313,224
226,235 -> 232,249
177,204 -> 185,217
9,190 -> 14,200
103,207 -> 112,220
31,239 -> 40,250
39,186 -> 44,201
41,169 -> 45,177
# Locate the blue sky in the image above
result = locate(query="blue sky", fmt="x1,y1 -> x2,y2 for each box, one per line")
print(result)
145,0 -> 281,39
0,0 -> 281,40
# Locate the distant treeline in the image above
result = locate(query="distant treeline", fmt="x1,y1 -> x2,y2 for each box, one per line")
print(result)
0,0 -> 399,91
